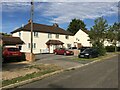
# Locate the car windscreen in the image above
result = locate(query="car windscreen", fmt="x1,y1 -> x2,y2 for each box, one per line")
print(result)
7,48 -> 20,51
82,48 -> 92,53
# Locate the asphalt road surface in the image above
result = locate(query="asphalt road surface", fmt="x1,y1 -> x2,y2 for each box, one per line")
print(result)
17,55 -> 118,88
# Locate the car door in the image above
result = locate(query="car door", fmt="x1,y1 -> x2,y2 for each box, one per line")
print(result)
60,48 -> 66,54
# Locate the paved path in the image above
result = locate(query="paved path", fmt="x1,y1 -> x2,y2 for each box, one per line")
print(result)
18,56 -> 118,88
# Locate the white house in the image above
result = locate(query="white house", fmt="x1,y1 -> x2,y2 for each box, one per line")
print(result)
11,22 -> 75,54
74,29 -> 91,48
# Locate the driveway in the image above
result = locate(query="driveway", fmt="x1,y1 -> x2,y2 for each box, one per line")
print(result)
2,54 -> 92,81
34,54 -> 84,69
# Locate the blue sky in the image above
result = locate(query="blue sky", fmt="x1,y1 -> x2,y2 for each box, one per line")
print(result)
1,1 -> 119,34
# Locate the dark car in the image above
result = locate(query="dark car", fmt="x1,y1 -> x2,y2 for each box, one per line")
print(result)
53,48 -> 74,55
78,48 -> 99,58
2,47 -> 22,62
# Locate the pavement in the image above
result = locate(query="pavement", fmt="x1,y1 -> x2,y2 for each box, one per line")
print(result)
2,53 -> 118,89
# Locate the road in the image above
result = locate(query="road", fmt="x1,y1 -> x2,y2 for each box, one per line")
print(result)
17,56 -> 118,88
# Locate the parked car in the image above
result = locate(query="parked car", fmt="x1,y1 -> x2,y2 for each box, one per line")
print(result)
68,47 -> 77,49
78,48 -> 99,58
2,47 -> 22,62
53,48 -> 74,55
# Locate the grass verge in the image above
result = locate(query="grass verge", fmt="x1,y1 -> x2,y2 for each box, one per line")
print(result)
73,52 -> 118,61
2,64 -> 62,87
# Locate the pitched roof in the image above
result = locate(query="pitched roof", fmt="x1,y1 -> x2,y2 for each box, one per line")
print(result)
2,36 -> 24,45
11,23 -> 74,36
81,29 -> 89,34
46,40 -> 64,45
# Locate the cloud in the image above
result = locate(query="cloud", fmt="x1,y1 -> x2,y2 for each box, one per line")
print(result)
1,2 -> 118,24
1,0 -> 120,2
2,2 -> 31,12
40,2 -> 118,24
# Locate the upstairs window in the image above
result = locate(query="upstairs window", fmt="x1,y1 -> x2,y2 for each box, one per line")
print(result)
19,32 -> 21,37
56,34 -> 59,39
34,32 -> 38,37
48,33 -> 52,38
65,35 -> 69,39
67,44 -> 71,48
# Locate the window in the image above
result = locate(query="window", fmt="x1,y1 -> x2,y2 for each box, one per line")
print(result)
48,33 -> 52,38
19,32 -> 21,37
28,43 -> 30,49
28,43 -> 36,49
34,32 -> 38,37
56,34 -> 59,39
34,43 -> 36,49
67,44 -> 71,48
65,35 -> 69,39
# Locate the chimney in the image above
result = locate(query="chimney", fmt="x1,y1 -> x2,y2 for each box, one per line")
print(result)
53,23 -> 59,27
22,24 -> 24,27
28,19 -> 32,24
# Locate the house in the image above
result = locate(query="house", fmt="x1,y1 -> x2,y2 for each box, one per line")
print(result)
0,33 -> 24,49
11,21 -> 75,54
74,29 -> 91,48
11,20 -> 92,54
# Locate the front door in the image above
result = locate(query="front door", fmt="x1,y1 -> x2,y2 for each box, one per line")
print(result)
50,45 -> 56,53
50,45 -> 53,53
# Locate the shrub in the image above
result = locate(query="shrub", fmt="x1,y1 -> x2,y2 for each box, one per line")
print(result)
117,47 -> 120,52
105,46 -> 115,52
0,45 -> 2,61
93,42 -> 106,56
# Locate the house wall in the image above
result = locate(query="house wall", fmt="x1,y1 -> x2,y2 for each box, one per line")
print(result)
12,31 -> 74,54
74,29 -> 91,47
104,40 -> 120,47
104,40 -> 113,46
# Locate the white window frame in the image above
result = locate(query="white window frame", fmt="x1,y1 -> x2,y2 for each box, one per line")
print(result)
65,35 -> 69,39
55,34 -> 59,39
48,33 -> 52,38
28,43 -> 30,49
28,43 -> 36,49
19,32 -> 21,37
33,43 -> 36,49
34,32 -> 38,37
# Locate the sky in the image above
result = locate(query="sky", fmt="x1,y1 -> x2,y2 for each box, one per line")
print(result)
1,0 -> 119,34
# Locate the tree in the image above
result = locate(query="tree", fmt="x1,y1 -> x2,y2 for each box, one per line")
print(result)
67,18 -> 87,34
106,22 -> 120,52
0,32 -> 11,36
88,17 -> 108,56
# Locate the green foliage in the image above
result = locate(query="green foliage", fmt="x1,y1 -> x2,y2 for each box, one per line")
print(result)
106,22 -> 120,45
89,17 -> 108,56
106,22 -> 120,52
67,18 -> 86,34
105,46 -> 115,52
93,41 -> 106,56
0,32 -> 11,36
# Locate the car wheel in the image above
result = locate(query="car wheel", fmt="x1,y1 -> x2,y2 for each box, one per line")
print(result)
64,53 -> 66,56
89,55 -> 92,58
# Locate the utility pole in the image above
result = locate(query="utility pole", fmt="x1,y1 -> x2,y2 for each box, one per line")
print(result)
30,0 -> 34,61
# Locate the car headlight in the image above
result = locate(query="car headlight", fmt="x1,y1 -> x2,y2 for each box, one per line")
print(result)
66,51 -> 69,53
85,53 -> 89,56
